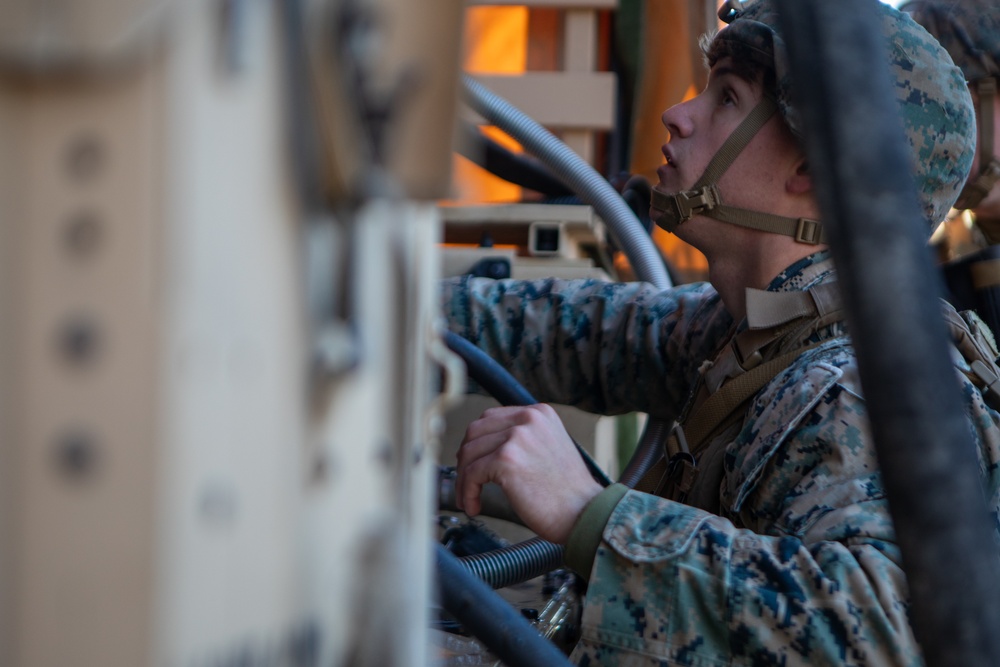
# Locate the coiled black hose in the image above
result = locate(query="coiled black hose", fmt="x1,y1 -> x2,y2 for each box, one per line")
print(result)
443,330 -> 611,589
436,544 -> 574,667
457,537 -> 565,590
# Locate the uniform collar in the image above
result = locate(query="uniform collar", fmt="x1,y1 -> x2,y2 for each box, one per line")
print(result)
764,250 -> 836,293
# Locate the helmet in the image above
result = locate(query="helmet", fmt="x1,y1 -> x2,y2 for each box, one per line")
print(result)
650,0 -> 976,237
901,0 -> 1000,210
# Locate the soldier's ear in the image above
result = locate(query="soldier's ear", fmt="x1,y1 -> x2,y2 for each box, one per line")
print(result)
786,159 -> 813,195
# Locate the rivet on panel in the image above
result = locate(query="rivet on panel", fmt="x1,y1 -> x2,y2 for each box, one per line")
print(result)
289,622 -> 321,667
310,453 -> 329,485
64,212 -> 103,257
53,431 -> 101,480
199,483 -> 238,527
376,440 -> 393,468
65,135 -> 105,182
57,317 -> 101,366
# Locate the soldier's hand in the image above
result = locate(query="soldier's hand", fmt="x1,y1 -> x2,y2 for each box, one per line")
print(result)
455,404 -> 604,544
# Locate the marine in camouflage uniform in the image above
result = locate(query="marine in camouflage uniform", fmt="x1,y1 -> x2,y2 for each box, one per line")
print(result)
904,0 -> 1000,214
903,0 -> 1000,242
904,0 -> 1000,351
443,1 -> 1000,664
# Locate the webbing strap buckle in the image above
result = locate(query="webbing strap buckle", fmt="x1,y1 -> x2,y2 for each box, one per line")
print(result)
666,452 -> 699,495
657,423 -> 699,497
794,217 -> 824,244
665,422 -> 691,458
651,184 -> 722,234
677,184 -> 722,221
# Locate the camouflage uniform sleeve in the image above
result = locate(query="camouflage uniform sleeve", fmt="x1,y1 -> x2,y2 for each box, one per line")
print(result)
439,275 -> 733,417
571,352 -> 930,667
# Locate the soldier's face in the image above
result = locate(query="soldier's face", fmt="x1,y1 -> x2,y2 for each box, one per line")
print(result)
655,57 -> 802,240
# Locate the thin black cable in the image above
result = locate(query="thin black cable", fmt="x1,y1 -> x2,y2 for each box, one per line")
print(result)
444,331 -> 611,487
456,122 -> 573,198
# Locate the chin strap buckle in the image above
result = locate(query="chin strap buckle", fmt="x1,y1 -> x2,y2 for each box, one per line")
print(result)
651,184 -> 722,233
678,185 -> 723,218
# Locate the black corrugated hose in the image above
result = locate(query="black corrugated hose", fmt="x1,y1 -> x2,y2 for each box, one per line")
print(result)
436,544 -> 574,667
774,1 -> 1000,664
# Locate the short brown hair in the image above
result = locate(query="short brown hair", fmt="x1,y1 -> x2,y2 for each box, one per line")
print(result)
701,31 -> 778,97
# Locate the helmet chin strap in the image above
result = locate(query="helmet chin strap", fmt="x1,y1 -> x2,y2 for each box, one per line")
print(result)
956,77 -> 1000,211
650,95 -> 827,245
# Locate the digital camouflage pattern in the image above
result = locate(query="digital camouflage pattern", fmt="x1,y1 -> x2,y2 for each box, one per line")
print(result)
900,0 -> 1000,83
902,0 -> 1000,215
711,0 -> 975,229
440,253 -> 1000,666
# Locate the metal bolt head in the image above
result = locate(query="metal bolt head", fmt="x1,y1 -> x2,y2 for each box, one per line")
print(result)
66,135 -> 105,182
64,213 -> 103,257
58,317 -> 101,365
54,431 -> 100,479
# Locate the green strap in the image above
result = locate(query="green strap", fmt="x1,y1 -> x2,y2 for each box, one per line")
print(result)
745,285 -> 837,329
631,284 -> 842,496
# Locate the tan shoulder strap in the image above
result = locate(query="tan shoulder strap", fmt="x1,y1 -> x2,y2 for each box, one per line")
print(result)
633,341 -> 823,497
745,282 -> 842,329
683,342 -> 823,454
633,283 -> 842,498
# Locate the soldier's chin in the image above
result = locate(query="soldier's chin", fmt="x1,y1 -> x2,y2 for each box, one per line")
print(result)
648,199 -> 678,234
649,205 -> 665,228
648,183 -> 679,233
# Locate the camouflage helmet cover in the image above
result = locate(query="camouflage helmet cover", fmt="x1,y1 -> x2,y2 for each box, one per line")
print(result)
900,0 -> 1000,83
710,0 -> 976,228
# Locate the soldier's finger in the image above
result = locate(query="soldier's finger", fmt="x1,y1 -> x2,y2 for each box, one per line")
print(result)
456,452 -> 501,517
463,405 -> 532,442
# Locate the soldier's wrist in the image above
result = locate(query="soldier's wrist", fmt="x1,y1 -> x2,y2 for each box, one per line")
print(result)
565,483 -> 630,581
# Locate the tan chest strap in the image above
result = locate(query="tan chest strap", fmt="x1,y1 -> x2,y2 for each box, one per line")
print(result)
704,282 -> 843,393
635,283 -> 844,498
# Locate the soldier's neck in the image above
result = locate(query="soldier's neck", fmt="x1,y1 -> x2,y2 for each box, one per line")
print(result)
707,237 -> 827,322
